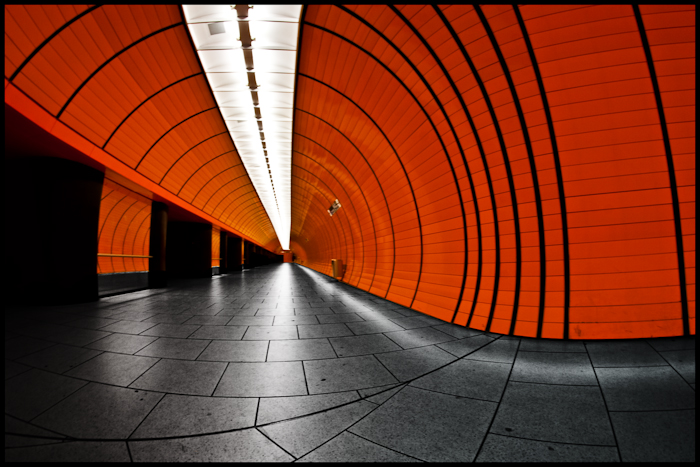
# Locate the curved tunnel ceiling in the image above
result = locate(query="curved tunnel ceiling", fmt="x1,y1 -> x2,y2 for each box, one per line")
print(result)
291,5 -> 695,339
5,5 -> 281,252
4,5 -> 695,339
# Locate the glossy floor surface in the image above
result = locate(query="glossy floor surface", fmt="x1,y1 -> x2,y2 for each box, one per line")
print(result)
5,264 -> 696,462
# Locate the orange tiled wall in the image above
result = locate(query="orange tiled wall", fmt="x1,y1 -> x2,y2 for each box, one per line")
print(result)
212,225 -> 220,268
97,177 -> 151,274
292,5 -> 695,339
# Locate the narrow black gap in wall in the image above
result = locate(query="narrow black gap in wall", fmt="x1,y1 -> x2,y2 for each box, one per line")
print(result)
632,5 -> 690,336
433,6 -> 512,332
388,5 -> 487,326
513,6 -> 572,339
475,6 -> 546,337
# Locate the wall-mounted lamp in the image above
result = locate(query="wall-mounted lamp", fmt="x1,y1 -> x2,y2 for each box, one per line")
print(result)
328,199 -> 341,216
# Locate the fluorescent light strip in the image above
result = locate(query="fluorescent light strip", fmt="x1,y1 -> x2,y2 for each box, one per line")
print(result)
183,4 -> 300,251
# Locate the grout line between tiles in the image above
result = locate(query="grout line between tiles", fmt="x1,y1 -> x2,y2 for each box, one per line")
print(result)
472,337 -> 521,461
583,341 -> 623,461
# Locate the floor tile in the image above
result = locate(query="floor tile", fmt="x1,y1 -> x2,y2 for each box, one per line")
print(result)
197,340 -> 269,362
610,409 -> 695,462
490,381 -> 615,445
129,428 -> 293,462
585,340 -> 667,367
5,360 -> 32,380
98,320 -> 158,335
108,310 -> 156,321
298,323 -> 354,339
16,344 -> 102,374
260,400 -> 375,458
142,313 -> 193,324
86,333 -> 158,354
45,328 -> 112,347
384,327 -> 456,349
182,315 -> 231,325
273,315 -> 320,325
64,317 -> 119,330
437,334 -> 495,357
659,349 -> 695,383
412,358 -> 511,402
646,336 -> 695,352
432,323 -> 484,339
595,366 -> 696,411
131,394 -> 257,438
475,434 -> 620,462
217,308 -> 257,316
32,382 -> 163,438
518,338 -> 586,353
4,441 -> 131,462
375,345 -> 456,382
294,307 -> 336,315
267,338 -> 336,361
312,301 -> 346,309
64,352 -> 159,386
139,323 -> 200,338
5,337 -> 57,360
345,319 -> 405,335
226,315 -> 274,326
510,351 -> 597,385
135,337 -> 210,360
365,384 -> 405,404
5,415 -> 67,447
13,323 -> 72,339
329,334 -> 402,357
356,310 -> 406,321
389,316 -> 439,329
350,386 -> 496,462
214,361 -> 307,397
304,355 -> 398,394
187,325 -> 247,340
257,391 -> 360,425
316,313 -> 365,324
130,359 -> 226,396
465,337 -> 520,363
4,369 -> 87,420
5,264 -> 696,463
243,325 -> 298,340
297,431 -> 420,462
254,308 -> 295,316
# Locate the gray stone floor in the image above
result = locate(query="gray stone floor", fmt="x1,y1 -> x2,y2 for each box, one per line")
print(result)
4,263 -> 695,462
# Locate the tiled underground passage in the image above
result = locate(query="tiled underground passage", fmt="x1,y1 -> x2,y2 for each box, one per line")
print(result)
5,264 -> 695,462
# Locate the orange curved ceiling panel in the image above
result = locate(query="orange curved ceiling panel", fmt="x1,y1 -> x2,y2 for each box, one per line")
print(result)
292,4 -> 694,339
4,4 -> 280,252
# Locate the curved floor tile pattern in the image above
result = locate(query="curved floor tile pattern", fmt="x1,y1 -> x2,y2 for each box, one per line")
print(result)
4,264 -> 696,462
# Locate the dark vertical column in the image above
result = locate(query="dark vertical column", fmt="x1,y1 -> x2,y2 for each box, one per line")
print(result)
220,230 -> 228,274
5,156 -> 103,305
243,240 -> 251,269
227,236 -> 242,272
148,201 -> 168,288
166,221 -> 212,278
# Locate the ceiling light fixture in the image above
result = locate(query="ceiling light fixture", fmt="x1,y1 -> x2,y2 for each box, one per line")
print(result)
183,4 -> 301,251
